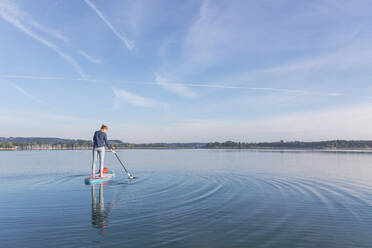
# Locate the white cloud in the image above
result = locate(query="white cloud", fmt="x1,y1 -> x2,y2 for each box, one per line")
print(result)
77,50 -> 102,64
155,75 -> 198,98
84,0 -> 134,51
0,0 -> 86,78
112,87 -> 167,108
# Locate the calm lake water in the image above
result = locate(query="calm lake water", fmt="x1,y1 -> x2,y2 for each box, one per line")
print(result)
1,149 -> 372,247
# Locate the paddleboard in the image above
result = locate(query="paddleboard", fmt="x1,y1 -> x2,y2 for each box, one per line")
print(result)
85,169 -> 115,185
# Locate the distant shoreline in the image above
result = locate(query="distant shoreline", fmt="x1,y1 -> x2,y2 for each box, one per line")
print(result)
3,147 -> 372,152
3,138 -> 372,151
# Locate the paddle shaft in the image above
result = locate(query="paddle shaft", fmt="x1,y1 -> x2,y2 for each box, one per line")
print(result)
114,153 -> 131,175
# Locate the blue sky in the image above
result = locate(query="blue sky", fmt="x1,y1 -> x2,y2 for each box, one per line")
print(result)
1,0 -> 372,142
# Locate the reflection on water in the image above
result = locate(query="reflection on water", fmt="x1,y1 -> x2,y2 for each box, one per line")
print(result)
91,184 -> 107,235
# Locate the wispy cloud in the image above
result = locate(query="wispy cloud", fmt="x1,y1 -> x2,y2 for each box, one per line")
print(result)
184,0 -> 219,63
8,81 -> 51,107
112,87 -> 167,108
0,74 -> 88,81
77,50 -> 102,64
253,38 -> 372,75
0,0 -> 69,43
186,84 -> 344,97
84,0 -> 134,51
28,19 -> 69,43
155,75 -> 198,98
0,74 -> 350,98
166,0 -> 233,76
0,0 -> 86,78
157,0 -> 248,79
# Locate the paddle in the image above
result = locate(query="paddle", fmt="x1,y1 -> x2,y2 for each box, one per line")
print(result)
113,152 -> 134,179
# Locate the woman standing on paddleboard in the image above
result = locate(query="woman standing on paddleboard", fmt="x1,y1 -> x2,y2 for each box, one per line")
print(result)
92,124 -> 115,178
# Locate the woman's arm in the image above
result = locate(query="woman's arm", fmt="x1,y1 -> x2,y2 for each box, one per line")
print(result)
104,133 -> 114,152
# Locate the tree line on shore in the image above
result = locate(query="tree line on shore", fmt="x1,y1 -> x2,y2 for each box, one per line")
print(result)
0,138 -> 203,150
203,140 -> 372,149
2,138 -> 372,150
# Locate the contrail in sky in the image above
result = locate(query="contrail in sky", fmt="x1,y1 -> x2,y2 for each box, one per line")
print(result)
0,74 -> 347,98
84,0 -> 134,51
7,81 -> 52,107
0,0 -> 86,78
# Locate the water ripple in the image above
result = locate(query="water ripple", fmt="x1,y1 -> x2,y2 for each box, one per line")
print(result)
95,172 -> 372,247
4,168 -> 372,247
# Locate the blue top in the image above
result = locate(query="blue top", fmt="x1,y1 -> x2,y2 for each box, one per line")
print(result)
93,130 -> 111,149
